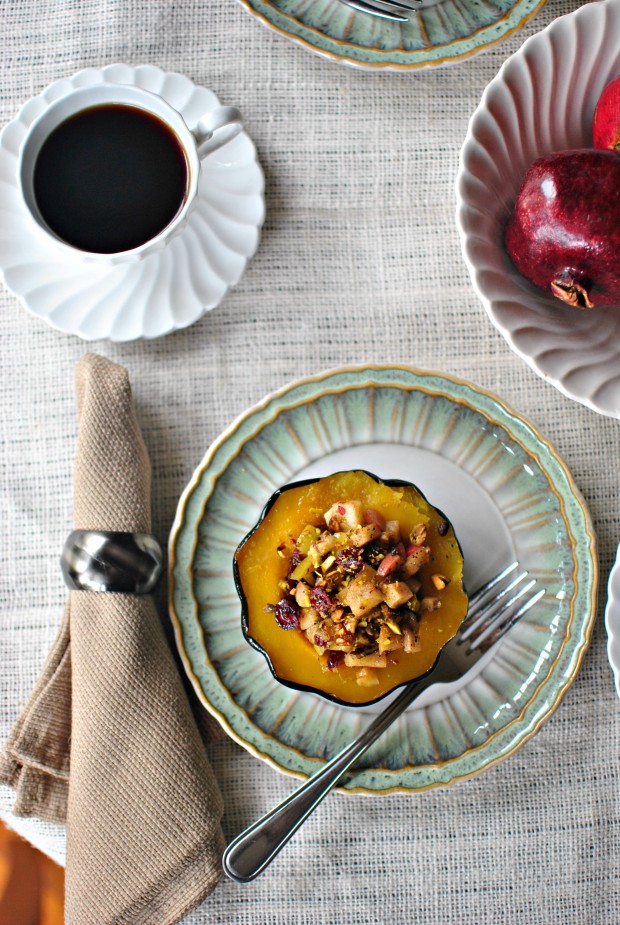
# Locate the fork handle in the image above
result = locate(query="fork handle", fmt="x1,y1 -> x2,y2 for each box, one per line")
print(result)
222,676 -> 429,882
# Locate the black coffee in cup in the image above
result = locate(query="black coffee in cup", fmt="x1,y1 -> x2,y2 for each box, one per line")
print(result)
33,104 -> 189,254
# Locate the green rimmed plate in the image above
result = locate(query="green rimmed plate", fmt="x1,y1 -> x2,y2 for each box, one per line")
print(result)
168,366 -> 597,793
235,0 -> 546,71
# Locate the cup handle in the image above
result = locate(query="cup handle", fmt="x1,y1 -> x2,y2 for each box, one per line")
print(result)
193,106 -> 243,158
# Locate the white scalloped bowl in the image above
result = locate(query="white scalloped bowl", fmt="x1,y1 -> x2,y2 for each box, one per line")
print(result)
456,0 -> 620,419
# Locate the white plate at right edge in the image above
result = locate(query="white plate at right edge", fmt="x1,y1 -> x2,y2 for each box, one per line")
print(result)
605,547 -> 620,697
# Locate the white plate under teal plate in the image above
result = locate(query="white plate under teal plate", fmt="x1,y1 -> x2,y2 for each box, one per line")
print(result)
605,547 -> 620,699
169,366 -> 597,793
235,0 -> 546,71
0,65 -> 264,341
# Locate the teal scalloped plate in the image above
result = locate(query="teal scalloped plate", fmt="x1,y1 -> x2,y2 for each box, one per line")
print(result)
169,366 -> 597,793
235,0 -> 546,71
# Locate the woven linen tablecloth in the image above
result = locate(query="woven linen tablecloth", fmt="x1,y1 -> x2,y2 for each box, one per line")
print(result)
1,1 -> 619,922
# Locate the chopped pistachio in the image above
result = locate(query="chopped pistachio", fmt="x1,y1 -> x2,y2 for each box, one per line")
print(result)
385,618 -> 402,635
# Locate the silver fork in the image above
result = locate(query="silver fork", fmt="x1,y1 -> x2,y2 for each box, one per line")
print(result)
337,0 -> 423,23
223,561 -> 544,883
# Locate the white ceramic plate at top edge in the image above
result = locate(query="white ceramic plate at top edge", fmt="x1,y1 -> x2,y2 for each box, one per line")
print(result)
168,365 -> 597,794
235,0 -> 546,72
0,64 -> 265,342
457,0 -> 620,420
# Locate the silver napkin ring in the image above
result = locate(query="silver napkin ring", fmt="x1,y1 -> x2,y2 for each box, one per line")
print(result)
61,530 -> 164,593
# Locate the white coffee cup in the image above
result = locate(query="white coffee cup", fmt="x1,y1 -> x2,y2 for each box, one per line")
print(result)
18,82 -> 243,264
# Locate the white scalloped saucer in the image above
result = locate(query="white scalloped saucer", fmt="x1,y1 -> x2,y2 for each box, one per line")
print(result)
0,65 -> 265,341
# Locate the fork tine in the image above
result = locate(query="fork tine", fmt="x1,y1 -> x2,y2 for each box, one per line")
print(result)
467,561 -> 519,613
469,587 -> 545,651
338,0 -> 409,20
370,0 -> 421,9
460,572 -> 533,640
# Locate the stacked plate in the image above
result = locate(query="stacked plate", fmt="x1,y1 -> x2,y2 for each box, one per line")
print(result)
169,366 -> 597,792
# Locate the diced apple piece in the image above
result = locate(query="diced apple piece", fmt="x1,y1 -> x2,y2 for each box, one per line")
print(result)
363,508 -> 386,530
401,545 -> 431,577
324,500 -> 364,531
402,626 -> 421,653
306,624 -> 331,648
341,571 -> 384,617
376,552 -> 403,577
382,581 -> 413,609
343,616 -> 358,634
344,652 -> 387,668
348,523 -> 381,547
381,519 -> 401,545
299,608 -> 318,631
294,582 -> 312,608
356,667 -> 380,687
378,624 -> 403,654
310,533 -> 337,556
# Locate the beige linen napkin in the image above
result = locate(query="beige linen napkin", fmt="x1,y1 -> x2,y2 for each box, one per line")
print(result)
0,353 -> 225,925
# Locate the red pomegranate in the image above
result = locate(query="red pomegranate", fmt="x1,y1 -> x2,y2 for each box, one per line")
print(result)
505,149 -> 620,309
593,75 -> 620,151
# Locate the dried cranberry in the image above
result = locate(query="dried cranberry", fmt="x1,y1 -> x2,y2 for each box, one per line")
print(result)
309,586 -> 333,615
326,651 -> 344,670
313,634 -> 329,648
340,557 -> 363,575
274,598 -> 300,630
288,549 -> 303,572
335,546 -> 363,575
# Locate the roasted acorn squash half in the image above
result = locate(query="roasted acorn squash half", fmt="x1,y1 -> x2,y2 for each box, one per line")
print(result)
233,470 -> 468,707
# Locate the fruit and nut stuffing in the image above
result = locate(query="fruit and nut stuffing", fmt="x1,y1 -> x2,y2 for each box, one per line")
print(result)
235,471 -> 467,705
270,499 -> 448,688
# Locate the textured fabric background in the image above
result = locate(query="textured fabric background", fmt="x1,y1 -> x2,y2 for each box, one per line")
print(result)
1,1 -> 619,923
